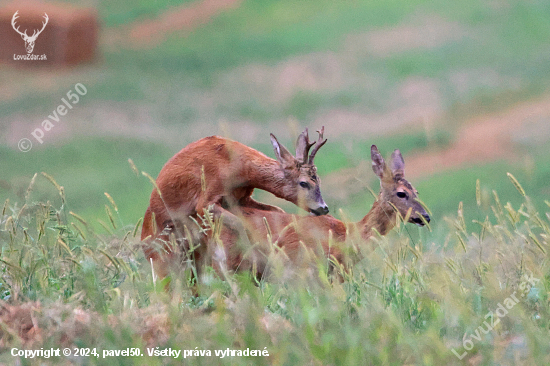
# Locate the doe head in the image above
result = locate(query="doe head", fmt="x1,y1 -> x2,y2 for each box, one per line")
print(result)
270,127 -> 329,216
371,145 -> 430,226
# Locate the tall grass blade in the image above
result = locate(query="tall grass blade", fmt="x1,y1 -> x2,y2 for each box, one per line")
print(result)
57,238 -> 74,257
105,205 -> 117,230
69,211 -> 88,227
415,197 -> 432,216
41,172 -> 61,191
104,192 -> 119,212
133,218 -> 143,238
128,158 -> 140,176
529,232 -> 546,254
476,179 -> 481,207
71,222 -> 86,240
1,199 -> 8,216
142,171 -> 162,198
507,172 -> 526,197
25,173 -> 37,202
98,220 -> 114,235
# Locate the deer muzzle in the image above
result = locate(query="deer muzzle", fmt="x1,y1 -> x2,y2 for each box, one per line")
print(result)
411,214 -> 431,226
310,205 -> 329,216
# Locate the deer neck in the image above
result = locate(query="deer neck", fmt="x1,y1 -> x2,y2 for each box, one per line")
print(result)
354,192 -> 396,240
245,156 -> 292,201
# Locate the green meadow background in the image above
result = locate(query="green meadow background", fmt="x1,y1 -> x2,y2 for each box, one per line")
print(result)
2,0 -> 550,230
1,0 -> 550,364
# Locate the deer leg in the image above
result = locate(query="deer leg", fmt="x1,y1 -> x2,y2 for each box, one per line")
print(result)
239,196 -> 285,213
142,207 -> 177,282
141,207 -> 153,241
195,190 -> 251,243
195,197 -> 254,276
208,203 -> 252,246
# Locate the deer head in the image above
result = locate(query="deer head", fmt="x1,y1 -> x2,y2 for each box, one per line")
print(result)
371,145 -> 430,226
270,127 -> 329,216
12,11 -> 49,54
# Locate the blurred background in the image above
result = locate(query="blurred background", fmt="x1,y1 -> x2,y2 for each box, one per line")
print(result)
1,0 -> 550,239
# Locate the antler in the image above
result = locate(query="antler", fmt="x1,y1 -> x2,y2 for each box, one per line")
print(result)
308,126 -> 327,165
11,11 -> 28,38
295,128 -> 316,164
30,13 -> 48,39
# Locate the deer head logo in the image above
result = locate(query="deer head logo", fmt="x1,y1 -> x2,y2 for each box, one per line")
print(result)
11,11 -> 49,54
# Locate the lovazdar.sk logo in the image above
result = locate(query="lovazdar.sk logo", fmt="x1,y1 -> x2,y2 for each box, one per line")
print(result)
11,10 -> 48,60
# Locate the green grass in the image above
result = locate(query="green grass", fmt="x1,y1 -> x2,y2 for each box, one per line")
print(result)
2,0 -> 550,361
0,138 -> 173,231
1,173 -> 549,364
89,0 -> 197,27
0,127 -> 452,232
2,129 -> 549,238
337,152 -> 550,240
107,0 -> 417,75
99,0 -> 550,86
5,0 -> 550,135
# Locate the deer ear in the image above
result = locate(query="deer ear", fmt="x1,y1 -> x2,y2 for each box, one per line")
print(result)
295,128 -> 312,164
390,149 -> 405,178
371,145 -> 386,179
271,133 -> 295,167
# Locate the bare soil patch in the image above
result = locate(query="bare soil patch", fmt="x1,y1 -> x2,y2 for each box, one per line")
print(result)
105,0 -> 242,49
313,76 -> 443,138
405,97 -> 550,179
344,14 -> 468,58
317,95 -> 550,203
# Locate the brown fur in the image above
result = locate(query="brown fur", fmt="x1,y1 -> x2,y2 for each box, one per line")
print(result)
210,145 -> 430,278
141,132 -> 328,278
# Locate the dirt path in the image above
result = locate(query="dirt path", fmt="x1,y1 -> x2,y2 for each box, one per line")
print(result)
318,95 -> 550,201
105,0 -> 242,49
405,97 -> 550,179
4,0 -> 549,176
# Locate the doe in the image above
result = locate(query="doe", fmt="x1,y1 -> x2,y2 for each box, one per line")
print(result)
210,145 -> 430,278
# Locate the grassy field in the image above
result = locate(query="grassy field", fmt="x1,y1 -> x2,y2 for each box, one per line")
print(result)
0,172 -> 549,364
2,0 -> 550,363
2,129 -> 549,236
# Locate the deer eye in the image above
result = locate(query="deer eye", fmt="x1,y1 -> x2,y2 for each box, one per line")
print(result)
299,181 -> 310,189
396,191 -> 407,199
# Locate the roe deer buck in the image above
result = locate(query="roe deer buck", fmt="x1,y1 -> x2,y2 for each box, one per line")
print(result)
209,145 -> 430,277
141,128 -> 329,278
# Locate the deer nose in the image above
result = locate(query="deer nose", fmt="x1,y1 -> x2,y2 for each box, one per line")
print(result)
311,205 -> 329,216
412,214 -> 430,226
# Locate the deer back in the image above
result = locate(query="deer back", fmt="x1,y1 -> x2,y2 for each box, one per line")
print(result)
141,131 -> 330,272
